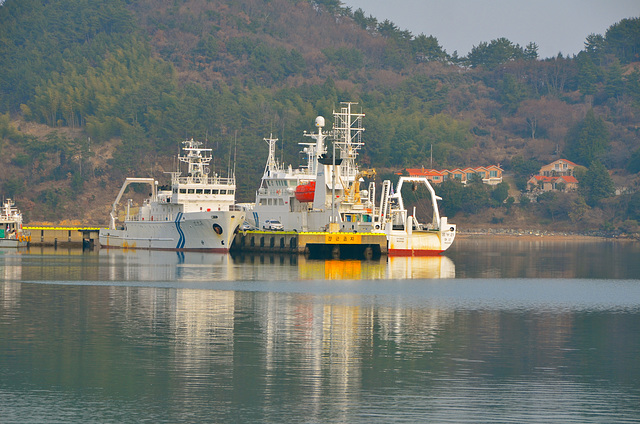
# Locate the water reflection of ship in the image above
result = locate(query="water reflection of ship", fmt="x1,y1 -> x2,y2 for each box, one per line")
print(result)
98,249 -> 235,281
0,250 -> 22,304
387,256 -> 455,279
233,254 -> 456,280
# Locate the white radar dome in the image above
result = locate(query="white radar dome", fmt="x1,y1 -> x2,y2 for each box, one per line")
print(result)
315,116 -> 325,128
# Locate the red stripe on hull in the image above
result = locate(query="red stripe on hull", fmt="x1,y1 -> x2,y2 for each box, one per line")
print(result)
388,249 -> 443,257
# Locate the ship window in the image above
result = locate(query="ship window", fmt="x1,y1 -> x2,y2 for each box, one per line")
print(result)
259,199 -> 266,205
279,199 -> 284,205
212,190 -> 219,194
180,189 -> 187,194
228,190 -> 234,195
173,188 -> 178,193
196,189 -> 203,194
204,189 -> 211,194
268,199 -> 273,205
188,189 -> 195,194
220,190 -> 227,195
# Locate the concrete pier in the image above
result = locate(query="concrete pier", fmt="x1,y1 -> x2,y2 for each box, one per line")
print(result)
24,226 -> 101,249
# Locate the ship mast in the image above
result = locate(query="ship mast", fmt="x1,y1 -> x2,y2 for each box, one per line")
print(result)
302,116 -> 327,176
333,102 -> 364,184
178,138 -> 212,182
263,134 -> 279,175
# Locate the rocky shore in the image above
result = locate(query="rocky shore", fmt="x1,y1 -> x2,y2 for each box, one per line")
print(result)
456,228 -> 640,241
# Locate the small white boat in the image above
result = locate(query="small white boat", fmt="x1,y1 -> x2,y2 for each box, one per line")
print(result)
99,139 -> 245,252
0,199 -> 30,248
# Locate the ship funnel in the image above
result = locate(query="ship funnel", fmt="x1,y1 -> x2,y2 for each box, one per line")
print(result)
315,116 -> 325,128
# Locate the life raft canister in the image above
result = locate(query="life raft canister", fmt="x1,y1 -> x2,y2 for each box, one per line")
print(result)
294,181 -> 315,203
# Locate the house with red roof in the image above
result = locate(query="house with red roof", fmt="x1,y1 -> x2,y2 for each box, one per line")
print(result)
405,168 -> 446,184
527,159 -> 580,192
527,174 -> 578,192
406,165 -> 503,185
539,159 -> 578,177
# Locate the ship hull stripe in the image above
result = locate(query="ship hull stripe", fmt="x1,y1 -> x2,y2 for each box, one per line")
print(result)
175,212 -> 185,249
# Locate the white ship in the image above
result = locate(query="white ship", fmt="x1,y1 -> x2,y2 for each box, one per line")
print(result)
0,199 -> 30,248
384,176 -> 456,256
245,103 -> 456,255
99,139 -> 245,252
247,102 -> 367,232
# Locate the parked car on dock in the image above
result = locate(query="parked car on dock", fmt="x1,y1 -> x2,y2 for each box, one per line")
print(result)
242,221 -> 256,231
263,219 -> 284,231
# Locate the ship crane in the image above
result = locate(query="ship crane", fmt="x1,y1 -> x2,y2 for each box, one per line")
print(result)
344,169 -> 376,204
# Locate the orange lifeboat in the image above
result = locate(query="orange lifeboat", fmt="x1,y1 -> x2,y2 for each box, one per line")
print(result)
295,181 -> 316,202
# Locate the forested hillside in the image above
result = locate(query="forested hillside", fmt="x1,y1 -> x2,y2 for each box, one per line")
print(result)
1,0 -> 639,233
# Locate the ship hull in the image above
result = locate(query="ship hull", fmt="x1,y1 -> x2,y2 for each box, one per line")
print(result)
387,229 -> 456,257
99,212 -> 243,252
0,239 -> 28,248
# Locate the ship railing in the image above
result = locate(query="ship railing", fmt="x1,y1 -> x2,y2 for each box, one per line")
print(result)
126,214 -> 172,222
174,176 -> 236,185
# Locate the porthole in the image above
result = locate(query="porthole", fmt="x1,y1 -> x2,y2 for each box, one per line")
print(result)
213,224 -> 223,235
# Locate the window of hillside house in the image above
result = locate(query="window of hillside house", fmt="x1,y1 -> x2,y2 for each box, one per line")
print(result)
490,170 -> 498,177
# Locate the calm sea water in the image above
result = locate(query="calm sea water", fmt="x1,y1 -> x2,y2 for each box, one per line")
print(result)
1,237 -> 639,423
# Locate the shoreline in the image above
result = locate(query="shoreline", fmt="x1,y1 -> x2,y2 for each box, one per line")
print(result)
456,229 -> 639,242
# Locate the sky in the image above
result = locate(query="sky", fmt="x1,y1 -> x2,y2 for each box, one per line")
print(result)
340,0 -> 639,59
